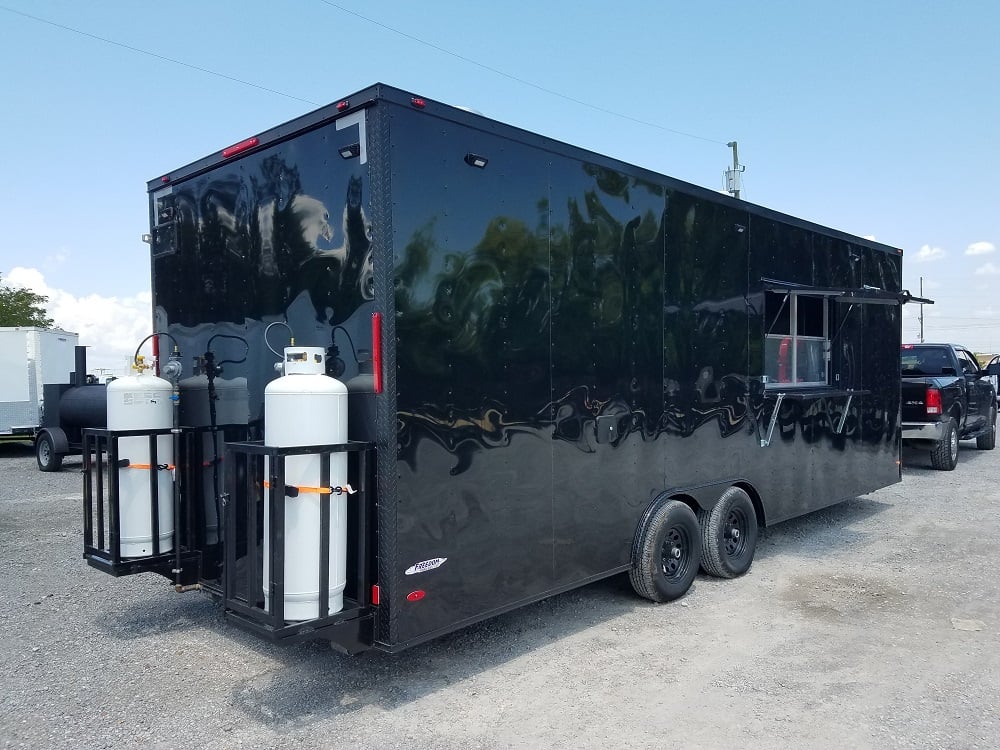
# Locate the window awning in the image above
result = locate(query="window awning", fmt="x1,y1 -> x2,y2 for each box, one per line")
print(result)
760,277 -> 929,306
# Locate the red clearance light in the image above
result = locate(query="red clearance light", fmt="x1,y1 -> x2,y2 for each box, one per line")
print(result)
372,311 -> 383,394
160,176 -> 170,183
222,136 -> 259,158
406,590 -> 426,602
337,100 -> 350,111
902,344 -> 914,349
926,387 -> 942,415
411,97 -> 426,109
371,584 -> 380,606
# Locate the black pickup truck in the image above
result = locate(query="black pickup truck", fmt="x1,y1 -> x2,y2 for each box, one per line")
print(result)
901,343 -> 999,470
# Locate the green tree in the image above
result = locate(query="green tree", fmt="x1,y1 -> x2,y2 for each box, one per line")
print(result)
0,273 -> 53,327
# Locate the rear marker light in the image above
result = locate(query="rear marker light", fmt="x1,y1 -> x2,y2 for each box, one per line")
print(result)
406,590 -> 426,602
160,176 -> 170,183
411,97 -> 426,108
926,387 -> 942,415
222,136 -> 259,158
337,100 -> 350,111
372,311 -> 383,394
371,584 -> 380,606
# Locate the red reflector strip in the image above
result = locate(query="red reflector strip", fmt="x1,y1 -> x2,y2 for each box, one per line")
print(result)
222,136 -> 259,158
371,584 -> 380,606
372,311 -> 383,394
406,590 -> 425,602
411,97 -> 426,108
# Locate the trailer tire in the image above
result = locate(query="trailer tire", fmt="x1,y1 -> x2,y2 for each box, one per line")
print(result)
976,406 -> 996,450
36,431 -> 63,472
629,499 -> 701,603
698,487 -> 758,578
929,418 -> 959,471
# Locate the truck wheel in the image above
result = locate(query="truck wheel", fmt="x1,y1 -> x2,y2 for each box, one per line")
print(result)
36,432 -> 64,472
630,500 -> 701,603
929,418 -> 959,471
698,487 -> 759,578
976,406 -> 996,450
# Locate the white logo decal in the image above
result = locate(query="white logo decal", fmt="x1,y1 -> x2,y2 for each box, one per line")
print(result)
405,557 -> 447,575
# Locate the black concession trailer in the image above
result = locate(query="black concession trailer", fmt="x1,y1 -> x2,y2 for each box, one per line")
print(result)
83,83 -> 906,654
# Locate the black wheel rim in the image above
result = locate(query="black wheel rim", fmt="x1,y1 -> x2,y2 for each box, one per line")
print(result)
724,507 -> 750,558
659,525 -> 692,581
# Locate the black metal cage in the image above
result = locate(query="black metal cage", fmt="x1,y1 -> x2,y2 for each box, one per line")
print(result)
81,427 -> 200,585
221,440 -> 374,652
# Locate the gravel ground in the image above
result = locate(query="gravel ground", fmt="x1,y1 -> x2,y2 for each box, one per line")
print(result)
1,439 -> 998,750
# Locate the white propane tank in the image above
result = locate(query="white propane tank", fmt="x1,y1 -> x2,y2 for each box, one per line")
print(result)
264,346 -> 348,621
106,358 -> 174,557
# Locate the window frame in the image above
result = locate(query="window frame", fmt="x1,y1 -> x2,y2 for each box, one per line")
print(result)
764,290 -> 830,388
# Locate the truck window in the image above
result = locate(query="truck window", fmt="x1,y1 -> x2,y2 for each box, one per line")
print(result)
764,291 -> 829,386
956,348 -> 979,376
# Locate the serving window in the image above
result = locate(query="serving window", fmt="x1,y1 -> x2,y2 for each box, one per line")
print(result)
764,290 -> 830,386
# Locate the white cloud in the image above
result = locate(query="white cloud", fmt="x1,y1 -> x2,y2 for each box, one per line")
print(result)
974,262 -> 1000,276
966,241 -> 995,256
914,244 -> 945,262
5,267 -> 150,375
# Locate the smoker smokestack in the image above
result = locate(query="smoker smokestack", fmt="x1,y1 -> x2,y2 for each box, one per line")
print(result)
74,346 -> 88,386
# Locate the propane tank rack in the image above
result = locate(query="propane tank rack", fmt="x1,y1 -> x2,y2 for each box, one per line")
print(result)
82,427 -> 201,586
222,440 -> 374,650
177,424 -> 252,593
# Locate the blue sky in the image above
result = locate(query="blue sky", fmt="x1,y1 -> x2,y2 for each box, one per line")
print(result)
1,0 -> 998,371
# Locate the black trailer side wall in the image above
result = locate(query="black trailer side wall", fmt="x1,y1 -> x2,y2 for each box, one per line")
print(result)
380,96 -> 900,648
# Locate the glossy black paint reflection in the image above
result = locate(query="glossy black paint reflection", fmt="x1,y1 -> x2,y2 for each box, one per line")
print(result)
386,100 -> 901,646
148,87 -> 902,651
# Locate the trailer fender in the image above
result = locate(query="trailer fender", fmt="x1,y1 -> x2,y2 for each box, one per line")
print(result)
655,479 -> 765,527
38,427 -> 69,455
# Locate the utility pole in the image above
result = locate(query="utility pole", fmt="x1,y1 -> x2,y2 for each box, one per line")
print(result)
725,141 -> 745,199
919,276 -> 924,343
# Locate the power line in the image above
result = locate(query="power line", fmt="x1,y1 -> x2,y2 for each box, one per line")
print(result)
1,3 -> 730,149
316,0 -> 728,147
0,5 -> 320,106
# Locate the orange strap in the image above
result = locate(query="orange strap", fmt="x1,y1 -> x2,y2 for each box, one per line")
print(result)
263,480 -> 356,496
124,463 -> 176,471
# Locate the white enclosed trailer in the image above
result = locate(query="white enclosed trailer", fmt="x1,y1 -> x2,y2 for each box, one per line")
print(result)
0,327 -> 78,436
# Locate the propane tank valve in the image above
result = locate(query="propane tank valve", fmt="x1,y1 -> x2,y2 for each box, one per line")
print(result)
160,347 -> 183,385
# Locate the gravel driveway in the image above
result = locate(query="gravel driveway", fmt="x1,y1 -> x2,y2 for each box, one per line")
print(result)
1,440 -> 997,749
